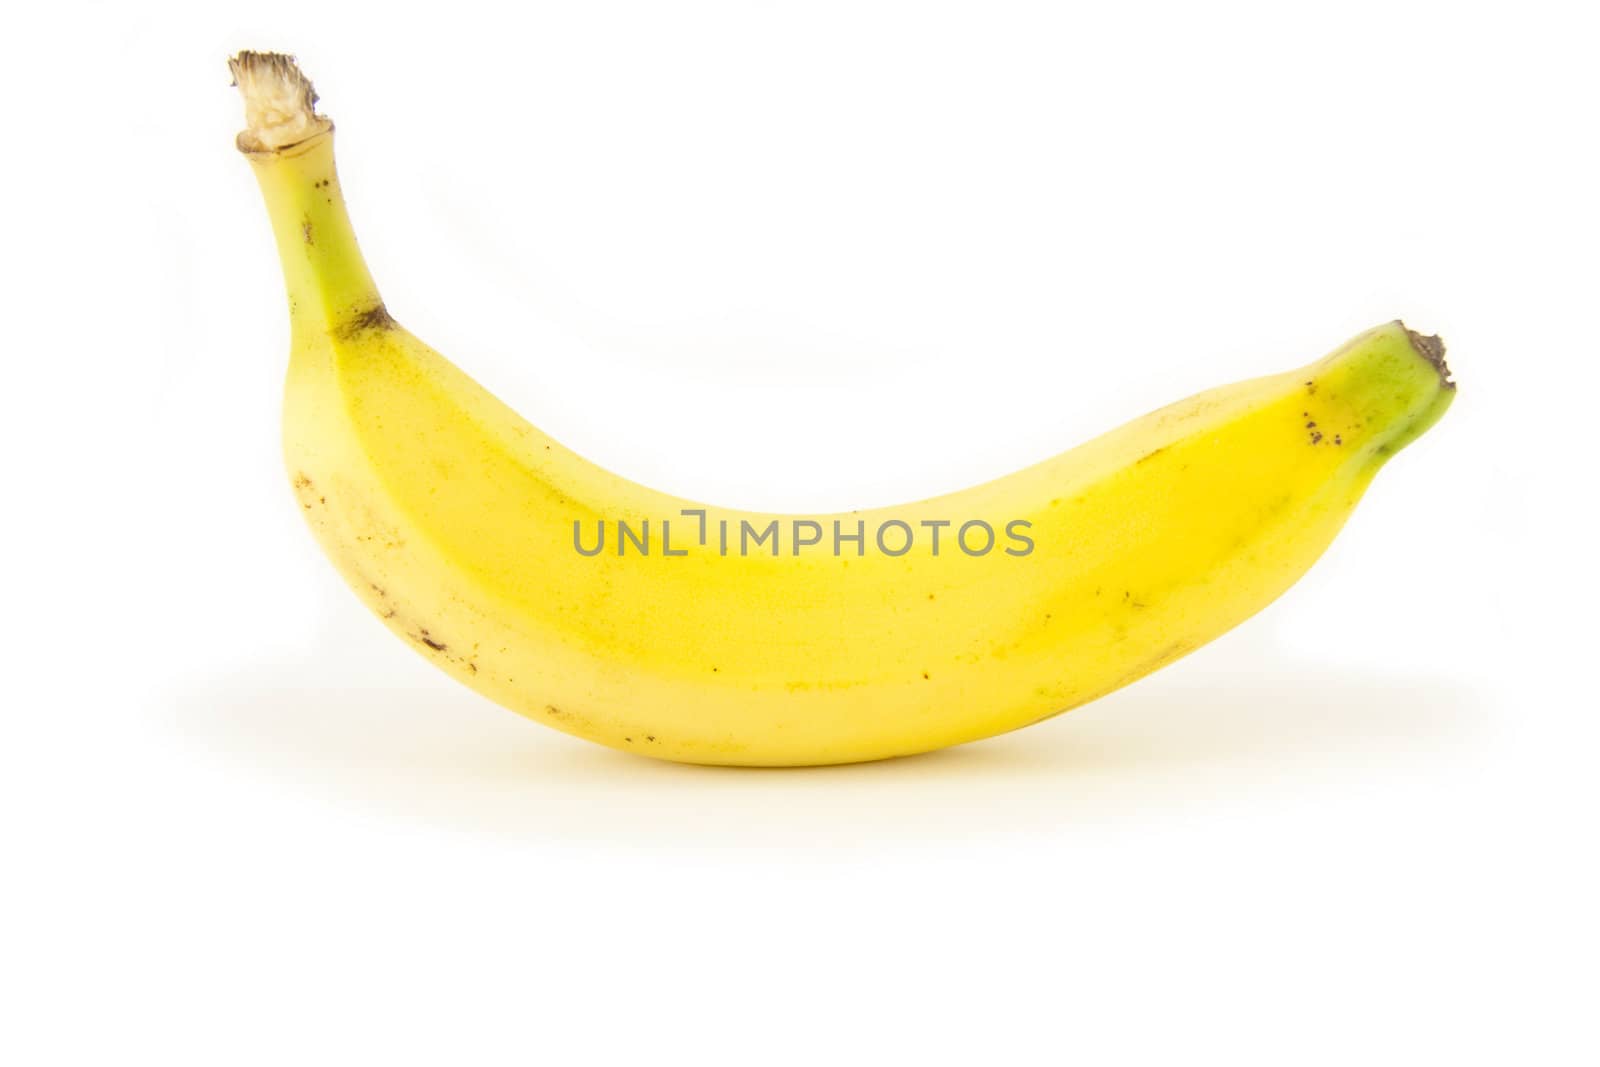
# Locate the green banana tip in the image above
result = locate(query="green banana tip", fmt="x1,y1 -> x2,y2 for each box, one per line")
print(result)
1400,322 -> 1455,391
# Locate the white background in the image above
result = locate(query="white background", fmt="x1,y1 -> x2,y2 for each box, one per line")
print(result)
4,2 -> 1596,1063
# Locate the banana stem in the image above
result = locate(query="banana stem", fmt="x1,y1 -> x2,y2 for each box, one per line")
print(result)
231,52 -> 384,337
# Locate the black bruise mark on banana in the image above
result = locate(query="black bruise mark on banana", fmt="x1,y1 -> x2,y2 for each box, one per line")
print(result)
397,614 -> 484,679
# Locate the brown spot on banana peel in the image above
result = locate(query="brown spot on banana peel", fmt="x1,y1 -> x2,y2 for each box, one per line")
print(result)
1135,446 -> 1168,466
334,303 -> 396,340
539,705 -> 602,737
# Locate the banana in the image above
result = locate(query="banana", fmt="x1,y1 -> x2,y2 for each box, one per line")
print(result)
231,52 -> 1455,767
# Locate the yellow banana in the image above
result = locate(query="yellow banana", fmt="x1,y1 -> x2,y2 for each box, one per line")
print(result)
231,52 -> 1455,767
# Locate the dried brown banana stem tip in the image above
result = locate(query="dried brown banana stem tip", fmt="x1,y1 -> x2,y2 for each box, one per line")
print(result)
229,51 -> 331,153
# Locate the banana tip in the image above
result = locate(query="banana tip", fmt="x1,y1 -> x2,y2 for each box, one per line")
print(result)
1400,322 -> 1454,389
229,50 -> 330,153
